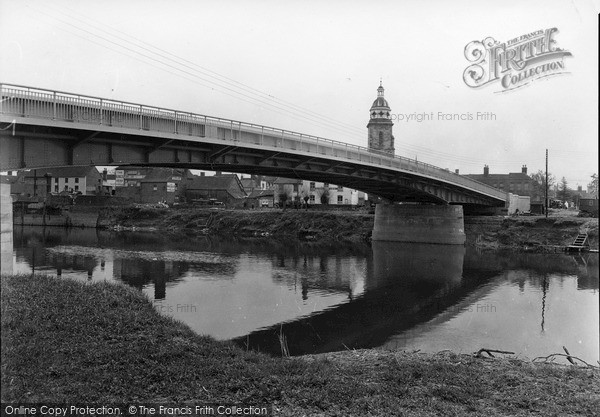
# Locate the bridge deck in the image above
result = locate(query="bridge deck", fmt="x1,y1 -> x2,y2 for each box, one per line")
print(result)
0,83 -> 506,205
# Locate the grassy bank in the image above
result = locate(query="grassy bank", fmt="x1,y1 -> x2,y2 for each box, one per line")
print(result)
2,273 -> 599,416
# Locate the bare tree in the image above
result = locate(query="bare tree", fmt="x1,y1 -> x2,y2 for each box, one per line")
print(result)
588,173 -> 598,196
299,185 -> 310,209
530,170 -> 555,201
279,190 -> 290,211
559,176 -> 569,201
319,188 -> 330,204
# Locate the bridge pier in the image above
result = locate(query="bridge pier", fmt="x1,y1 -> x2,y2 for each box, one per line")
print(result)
1,181 -> 13,274
372,204 -> 466,245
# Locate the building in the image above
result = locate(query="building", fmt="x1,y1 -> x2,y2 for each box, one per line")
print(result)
10,166 -> 103,198
240,175 -> 270,194
246,189 -> 275,208
185,173 -> 247,205
367,82 -> 395,155
114,167 -> 193,203
100,168 -> 116,195
579,198 -> 598,216
274,178 -> 365,206
465,165 -> 534,197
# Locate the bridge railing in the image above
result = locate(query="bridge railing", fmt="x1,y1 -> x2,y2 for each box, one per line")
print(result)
0,83 -> 507,201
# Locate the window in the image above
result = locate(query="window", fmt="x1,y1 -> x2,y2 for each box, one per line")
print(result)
337,195 -> 343,204
293,184 -> 299,192
337,185 -> 343,191
309,195 -> 315,203
378,131 -> 383,146
323,183 -> 329,188
310,182 -> 315,191
74,186 -> 79,192
54,178 -> 58,183
54,186 -> 58,192
153,185 -> 158,191
75,178 -> 79,184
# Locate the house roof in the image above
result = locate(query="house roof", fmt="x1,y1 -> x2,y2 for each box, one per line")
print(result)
465,172 -> 532,181
187,174 -> 241,190
273,177 -> 303,185
21,166 -> 100,178
139,168 -> 188,183
248,189 -> 274,198
187,174 -> 247,199
241,178 -> 258,189
0,175 -> 19,185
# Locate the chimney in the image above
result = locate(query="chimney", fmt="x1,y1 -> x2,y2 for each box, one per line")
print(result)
484,165 -> 489,176
521,165 -> 527,174
455,169 -> 459,174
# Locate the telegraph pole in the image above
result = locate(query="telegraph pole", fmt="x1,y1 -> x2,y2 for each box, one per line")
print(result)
545,149 -> 548,219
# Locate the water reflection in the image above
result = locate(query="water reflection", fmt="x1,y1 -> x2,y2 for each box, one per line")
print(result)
10,226 -> 599,362
233,242 -> 475,355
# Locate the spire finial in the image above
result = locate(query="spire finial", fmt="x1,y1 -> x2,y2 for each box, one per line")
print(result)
379,77 -> 382,87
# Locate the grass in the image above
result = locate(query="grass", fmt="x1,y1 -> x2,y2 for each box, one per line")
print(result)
2,273 -> 599,416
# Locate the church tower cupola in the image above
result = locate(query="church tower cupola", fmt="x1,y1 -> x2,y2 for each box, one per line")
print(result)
367,81 -> 395,155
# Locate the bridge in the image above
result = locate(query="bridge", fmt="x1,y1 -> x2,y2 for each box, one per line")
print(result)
0,83 -> 508,244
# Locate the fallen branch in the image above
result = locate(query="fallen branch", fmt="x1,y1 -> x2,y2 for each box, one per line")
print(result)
563,346 -> 576,365
474,348 -> 515,358
532,353 -> 599,369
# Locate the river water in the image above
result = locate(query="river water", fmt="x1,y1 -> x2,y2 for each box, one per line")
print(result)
7,226 -> 599,363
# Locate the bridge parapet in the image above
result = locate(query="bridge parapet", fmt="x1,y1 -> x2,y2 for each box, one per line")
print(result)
1,83 -> 506,203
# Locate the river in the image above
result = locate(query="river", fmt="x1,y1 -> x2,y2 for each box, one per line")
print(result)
7,226 -> 599,363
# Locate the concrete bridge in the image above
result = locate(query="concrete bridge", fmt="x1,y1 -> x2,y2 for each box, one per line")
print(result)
0,83 -> 508,244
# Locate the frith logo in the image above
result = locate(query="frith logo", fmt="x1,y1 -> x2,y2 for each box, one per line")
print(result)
463,28 -> 572,92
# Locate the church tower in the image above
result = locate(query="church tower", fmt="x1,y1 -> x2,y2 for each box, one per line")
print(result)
367,82 -> 394,155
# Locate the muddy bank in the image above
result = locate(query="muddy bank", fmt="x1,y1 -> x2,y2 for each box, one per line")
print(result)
466,216 -> 599,251
97,205 -> 599,251
99,206 -> 375,244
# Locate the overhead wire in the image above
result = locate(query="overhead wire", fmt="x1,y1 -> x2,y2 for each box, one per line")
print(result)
33,2 -> 370,140
19,2 -> 594,172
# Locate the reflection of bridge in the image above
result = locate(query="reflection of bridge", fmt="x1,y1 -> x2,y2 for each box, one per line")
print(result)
231,242 -> 482,355
0,84 -> 505,206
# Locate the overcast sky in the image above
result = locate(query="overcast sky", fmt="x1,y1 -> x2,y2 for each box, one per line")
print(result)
1,0 -> 598,188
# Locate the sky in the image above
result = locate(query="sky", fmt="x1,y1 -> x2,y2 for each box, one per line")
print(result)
0,0 -> 598,189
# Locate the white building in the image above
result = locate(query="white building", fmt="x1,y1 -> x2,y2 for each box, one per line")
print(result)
274,178 -> 366,206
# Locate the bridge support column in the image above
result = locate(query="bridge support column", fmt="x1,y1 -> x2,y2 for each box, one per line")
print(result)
372,204 -> 465,245
1,181 -> 13,274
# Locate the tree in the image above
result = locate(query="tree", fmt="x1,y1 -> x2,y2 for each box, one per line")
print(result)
318,188 -> 330,205
278,191 -> 289,211
299,185 -> 310,209
559,176 -> 569,201
530,170 -> 555,201
588,173 -> 598,196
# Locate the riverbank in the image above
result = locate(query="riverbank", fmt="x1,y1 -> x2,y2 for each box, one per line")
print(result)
2,273 -> 598,416
12,204 -> 599,250
99,205 -> 599,250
